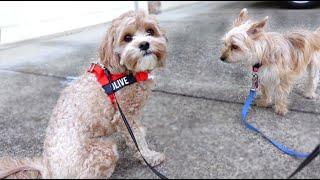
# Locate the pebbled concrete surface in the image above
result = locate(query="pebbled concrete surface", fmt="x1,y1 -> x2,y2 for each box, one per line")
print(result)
0,1 -> 319,179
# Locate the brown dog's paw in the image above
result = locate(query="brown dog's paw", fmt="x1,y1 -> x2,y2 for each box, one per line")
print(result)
148,151 -> 165,167
135,151 -> 165,167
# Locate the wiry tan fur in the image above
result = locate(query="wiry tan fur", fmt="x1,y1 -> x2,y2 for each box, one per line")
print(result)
0,10 -> 167,179
221,8 -> 320,116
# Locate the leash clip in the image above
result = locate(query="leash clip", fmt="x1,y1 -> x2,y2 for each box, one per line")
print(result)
251,63 -> 260,91
251,73 -> 259,91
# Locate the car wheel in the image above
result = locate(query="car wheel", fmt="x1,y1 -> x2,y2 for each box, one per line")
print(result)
284,1 -> 317,9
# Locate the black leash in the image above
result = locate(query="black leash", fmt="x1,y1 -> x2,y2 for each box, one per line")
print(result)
115,100 -> 168,179
104,68 -> 168,179
288,144 -> 320,179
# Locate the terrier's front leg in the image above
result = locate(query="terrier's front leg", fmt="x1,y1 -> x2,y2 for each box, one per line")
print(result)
304,62 -> 320,100
275,83 -> 290,116
118,119 -> 165,166
256,85 -> 272,107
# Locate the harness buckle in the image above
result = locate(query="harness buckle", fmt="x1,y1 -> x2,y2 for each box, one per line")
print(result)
88,63 -> 96,73
97,62 -> 106,70
88,62 -> 106,73
251,73 -> 259,91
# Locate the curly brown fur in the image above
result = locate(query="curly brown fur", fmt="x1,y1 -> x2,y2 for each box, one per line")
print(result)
0,10 -> 167,179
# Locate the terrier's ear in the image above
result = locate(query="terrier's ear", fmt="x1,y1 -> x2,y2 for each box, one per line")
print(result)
247,16 -> 268,38
233,8 -> 248,27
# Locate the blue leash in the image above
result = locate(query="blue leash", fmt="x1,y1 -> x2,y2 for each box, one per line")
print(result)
241,89 -> 310,159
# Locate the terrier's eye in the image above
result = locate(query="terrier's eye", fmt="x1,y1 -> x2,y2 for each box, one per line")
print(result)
124,34 -> 133,42
146,29 -> 155,36
231,44 -> 239,50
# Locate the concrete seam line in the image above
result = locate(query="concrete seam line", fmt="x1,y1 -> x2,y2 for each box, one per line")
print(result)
0,69 -> 318,115
152,89 -> 320,115
0,69 -> 67,80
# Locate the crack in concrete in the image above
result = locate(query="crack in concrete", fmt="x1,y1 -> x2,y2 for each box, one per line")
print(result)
0,68 -> 68,80
153,89 -> 320,116
1,68 -> 319,115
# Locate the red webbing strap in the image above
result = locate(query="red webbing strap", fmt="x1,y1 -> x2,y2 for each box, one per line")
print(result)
88,63 -> 149,104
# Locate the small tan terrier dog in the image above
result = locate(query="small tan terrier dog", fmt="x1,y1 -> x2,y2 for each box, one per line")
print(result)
0,11 -> 167,179
221,8 -> 320,115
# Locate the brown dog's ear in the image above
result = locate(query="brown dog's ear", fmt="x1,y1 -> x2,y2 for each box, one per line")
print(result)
98,24 -> 124,73
233,8 -> 248,27
159,27 -> 168,43
149,14 -> 168,43
247,16 -> 268,38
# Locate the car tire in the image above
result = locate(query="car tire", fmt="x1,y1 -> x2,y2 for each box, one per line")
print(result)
283,1 -> 317,9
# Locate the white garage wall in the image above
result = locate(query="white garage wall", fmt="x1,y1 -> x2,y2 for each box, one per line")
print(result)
0,1 -> 198,45
0,1 -> 148,45
160,1 -> 198,11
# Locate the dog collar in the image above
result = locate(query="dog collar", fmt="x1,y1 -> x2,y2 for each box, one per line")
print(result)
88,63 -> 149,104
251,63 -> 261,90
252,63 -> 262,72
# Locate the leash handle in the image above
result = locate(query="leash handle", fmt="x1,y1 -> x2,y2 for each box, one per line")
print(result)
288,144 -> 320,179
103,67 -> 168,179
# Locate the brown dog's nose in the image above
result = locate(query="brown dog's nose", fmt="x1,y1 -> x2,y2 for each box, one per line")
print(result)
139,41 -> 150,51
220,56 -> 226,61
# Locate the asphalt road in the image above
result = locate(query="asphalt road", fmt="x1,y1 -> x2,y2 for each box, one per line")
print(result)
0,1 -> 319,179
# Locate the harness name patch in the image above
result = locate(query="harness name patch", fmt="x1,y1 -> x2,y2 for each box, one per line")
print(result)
102,74 -> 136,95
111,77 -> 129,90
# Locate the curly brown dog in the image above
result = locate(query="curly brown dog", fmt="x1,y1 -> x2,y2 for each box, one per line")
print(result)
0,10 -> 167,179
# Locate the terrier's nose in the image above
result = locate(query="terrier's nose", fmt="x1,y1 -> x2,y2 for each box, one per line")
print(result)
220,56 -> 226,61
139,42 -> 150,51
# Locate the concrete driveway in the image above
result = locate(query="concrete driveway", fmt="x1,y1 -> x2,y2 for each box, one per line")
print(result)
0,1 -> 319,179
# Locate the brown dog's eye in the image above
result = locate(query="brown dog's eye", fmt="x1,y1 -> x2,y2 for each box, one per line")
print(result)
231,44 -> 239,50
146,29 -> 155,36
124,34 -> 133,42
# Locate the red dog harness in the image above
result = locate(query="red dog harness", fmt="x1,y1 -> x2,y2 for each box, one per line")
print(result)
87,63 -> 149,104
88,63 -> 168,179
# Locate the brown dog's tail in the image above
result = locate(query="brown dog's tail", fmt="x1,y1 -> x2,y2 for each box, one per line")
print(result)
0,157 -> 44,179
